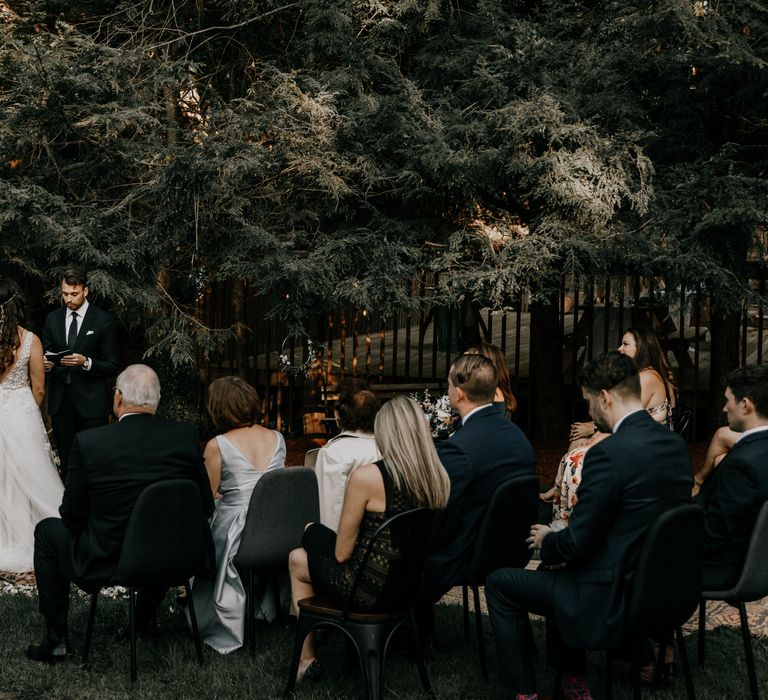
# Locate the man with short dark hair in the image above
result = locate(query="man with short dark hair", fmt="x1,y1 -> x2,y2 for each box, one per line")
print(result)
425,353 -> 536,592
26,364 -> 214,663
316,378 -> 382,531
486,352 -> 691,700
42,267 -> 120,478
696,365 -> 768,589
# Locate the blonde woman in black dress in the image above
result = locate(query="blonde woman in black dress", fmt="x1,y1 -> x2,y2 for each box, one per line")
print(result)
288,395 -> 451,682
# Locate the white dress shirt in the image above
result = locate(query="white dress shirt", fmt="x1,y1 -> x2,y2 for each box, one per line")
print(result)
316,430 -> 381,532
64,299 -> 92,370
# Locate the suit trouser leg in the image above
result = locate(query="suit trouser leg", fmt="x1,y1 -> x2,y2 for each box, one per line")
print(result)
52,385 -> 108,481
486,567 -> 585,694
34,518 -> 77,627
51,387 -> 78,480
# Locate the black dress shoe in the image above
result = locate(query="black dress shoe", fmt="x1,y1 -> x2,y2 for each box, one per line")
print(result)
27,638 -> 67,664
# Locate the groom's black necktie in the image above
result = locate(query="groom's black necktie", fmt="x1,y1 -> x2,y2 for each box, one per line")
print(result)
67,311 -> 79,349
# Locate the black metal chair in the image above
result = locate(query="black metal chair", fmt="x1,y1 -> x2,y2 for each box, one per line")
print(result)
698,500 -> 768,700
461,474 -> 539,679
285,507 -> 438,700
611,504 -> 703,699
82,479 -> 209,682
233,466 -> 319,655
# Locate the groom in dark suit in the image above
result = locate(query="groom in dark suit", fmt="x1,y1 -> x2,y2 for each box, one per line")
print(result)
486,352 -> 692,699
27,364 -> 214,663
42,267 -> 120,479
696,365 -> 768,590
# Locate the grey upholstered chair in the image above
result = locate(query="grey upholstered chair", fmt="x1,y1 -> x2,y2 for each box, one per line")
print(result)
698,500 -> 768,700
232,467 -> 319,655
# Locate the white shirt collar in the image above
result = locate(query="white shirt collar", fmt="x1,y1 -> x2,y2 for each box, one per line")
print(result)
612,408 -> 646,433
462,403 -> 493,425
736,424 -> 768,442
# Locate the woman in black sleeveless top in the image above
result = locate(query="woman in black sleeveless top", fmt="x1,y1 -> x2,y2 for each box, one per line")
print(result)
288,395 -> 451,682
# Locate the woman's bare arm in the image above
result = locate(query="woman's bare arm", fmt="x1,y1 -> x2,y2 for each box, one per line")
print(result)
334,463 -> 385,563
27,333 -> 46,407
693,426 -> 739,495
203,438 -> 223,497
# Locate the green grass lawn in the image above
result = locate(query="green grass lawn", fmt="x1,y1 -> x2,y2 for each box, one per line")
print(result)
0,589 -> 764,699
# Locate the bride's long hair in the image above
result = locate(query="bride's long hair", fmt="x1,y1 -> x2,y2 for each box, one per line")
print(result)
0,279 -> 25,374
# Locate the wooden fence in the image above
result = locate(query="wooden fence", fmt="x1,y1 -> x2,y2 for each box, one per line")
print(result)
197,270 -> 768,440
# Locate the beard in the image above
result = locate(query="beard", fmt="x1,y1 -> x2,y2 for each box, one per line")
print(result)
591,404 -> 613,434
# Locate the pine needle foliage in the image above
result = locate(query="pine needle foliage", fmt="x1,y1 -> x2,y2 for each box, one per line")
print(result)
0,0 -> 766,364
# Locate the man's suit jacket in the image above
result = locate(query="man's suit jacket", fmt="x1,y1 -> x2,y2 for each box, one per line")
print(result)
43,304 -> 120,418
59,413 -> 215,587
540,410 -> 692,650
695,429 -> 768,583
426,405 -> 536,589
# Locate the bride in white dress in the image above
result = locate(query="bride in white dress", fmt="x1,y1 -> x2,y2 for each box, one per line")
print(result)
0,280 -> 64,573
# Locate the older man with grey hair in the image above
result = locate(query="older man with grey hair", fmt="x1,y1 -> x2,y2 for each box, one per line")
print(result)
27,364 -> 214,663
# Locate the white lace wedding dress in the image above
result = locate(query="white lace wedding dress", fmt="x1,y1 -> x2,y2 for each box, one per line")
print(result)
0,331 -> 64,572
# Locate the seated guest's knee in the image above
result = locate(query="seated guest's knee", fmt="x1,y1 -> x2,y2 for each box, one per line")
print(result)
288,547 -> 306,573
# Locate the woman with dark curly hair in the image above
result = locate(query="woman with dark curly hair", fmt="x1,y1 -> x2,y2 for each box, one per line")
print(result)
0,279 -> 64,574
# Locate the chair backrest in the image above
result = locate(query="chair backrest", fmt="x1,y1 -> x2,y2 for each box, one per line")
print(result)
731,500 -> 768,602
304,448 -> 320,469
113,479 -> 207,588
465,475 -> 540,583
624,504 -> 703,637
344,506 -> 437,614
233,467 -> 320,570
673,408 -> 693,442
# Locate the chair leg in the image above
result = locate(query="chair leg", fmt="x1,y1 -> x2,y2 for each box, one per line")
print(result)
128,586 -> 138,683
82,591 -> 99,663
185,581 -> 205,665
273,568 -> 284,627
698,599 -> 706,666
631,640 -> 642,700
472,584 -> 487,679
552,666 -> 562,700
738,602 -> 760,700
654,637 -> 668,686
676,626 -> 696,700
247,569 -> 255,657
363,646 -> 384,700
407,610 -> 435,699
462,584 -> 470,643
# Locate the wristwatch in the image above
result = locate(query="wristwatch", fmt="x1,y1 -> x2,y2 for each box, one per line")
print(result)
84,357 -> 92,370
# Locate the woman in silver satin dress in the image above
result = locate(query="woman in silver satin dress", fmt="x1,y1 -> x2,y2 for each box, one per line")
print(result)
191,376 -> 285,654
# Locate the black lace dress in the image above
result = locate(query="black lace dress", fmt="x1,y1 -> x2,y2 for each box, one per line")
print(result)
303,460 -> 415,612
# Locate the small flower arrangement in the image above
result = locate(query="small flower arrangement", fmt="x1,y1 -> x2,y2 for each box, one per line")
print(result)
411,390 -> 458,439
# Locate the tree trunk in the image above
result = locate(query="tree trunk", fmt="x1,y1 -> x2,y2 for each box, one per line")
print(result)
707,304 -> 741,434
529,291 -> 563,441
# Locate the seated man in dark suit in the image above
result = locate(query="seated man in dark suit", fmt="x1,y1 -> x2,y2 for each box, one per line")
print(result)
486,352 -> 692,700
27,364 -> 214,663
420,354 -> 536,626
696,365 -> 768,590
